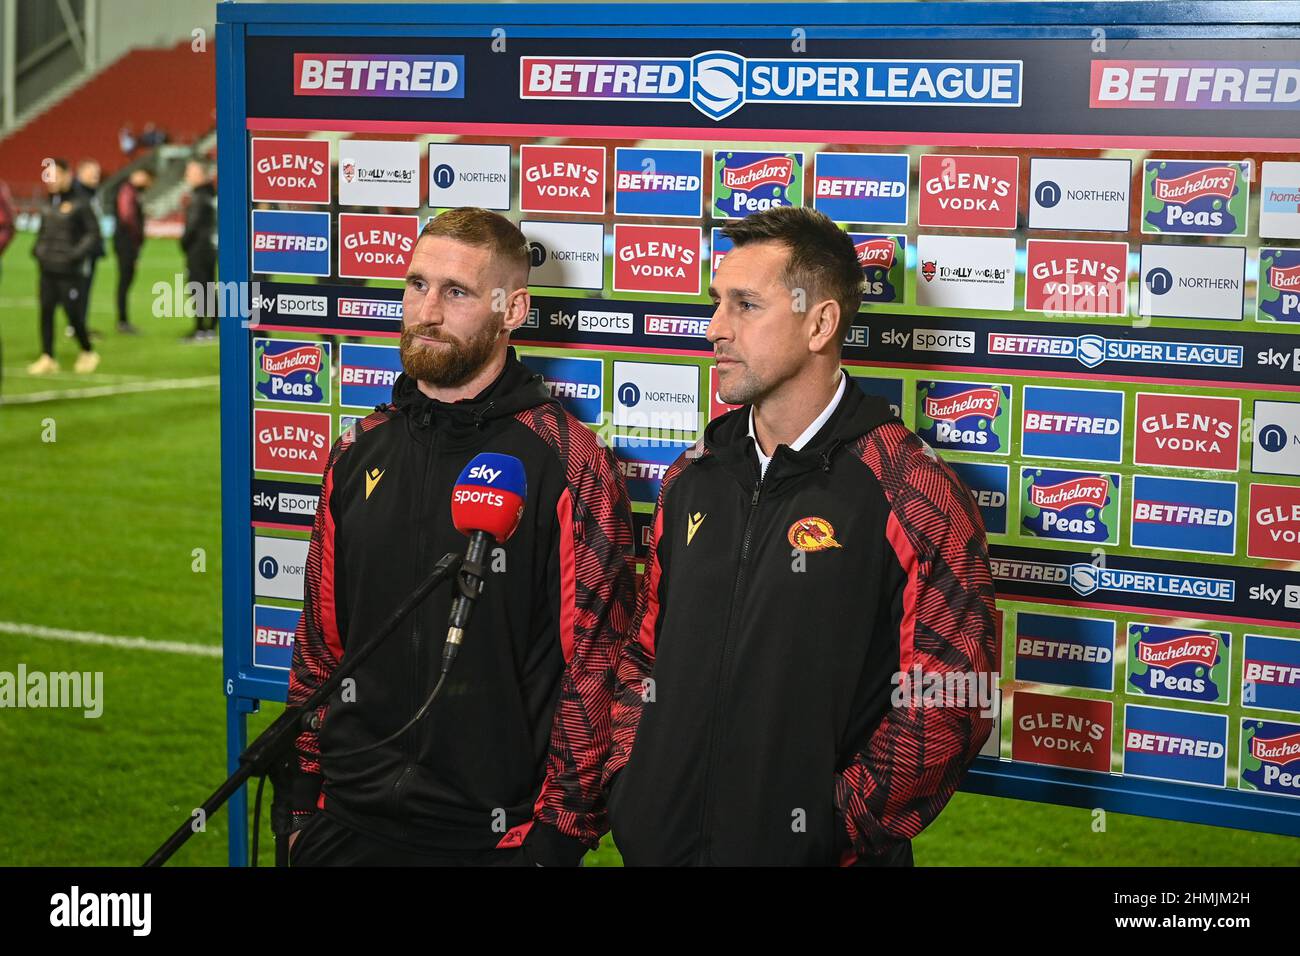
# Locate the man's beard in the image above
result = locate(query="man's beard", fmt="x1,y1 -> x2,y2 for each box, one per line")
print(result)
399,319 -> 502,388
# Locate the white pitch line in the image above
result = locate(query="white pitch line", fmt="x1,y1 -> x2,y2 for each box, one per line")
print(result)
0,375 -> 220,405
0,621 -> 222,658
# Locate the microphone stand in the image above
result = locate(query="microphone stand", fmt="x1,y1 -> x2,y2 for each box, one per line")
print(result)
143,551 -> 463,867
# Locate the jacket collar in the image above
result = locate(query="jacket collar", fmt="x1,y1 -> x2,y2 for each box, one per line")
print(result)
390,345 -> 553,435
702,370 -> 898,491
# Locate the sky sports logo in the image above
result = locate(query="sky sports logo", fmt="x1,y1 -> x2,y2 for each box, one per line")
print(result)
520,52 -> 1021,120
293,54 -> 465,97
987,332 -> 1243,371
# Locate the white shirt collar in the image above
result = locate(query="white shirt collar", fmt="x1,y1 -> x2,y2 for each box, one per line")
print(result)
747,371 -> 847,478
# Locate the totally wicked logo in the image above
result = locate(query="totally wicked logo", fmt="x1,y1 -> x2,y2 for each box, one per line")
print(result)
1127,624 -> 1229,705
338,214 -> 419,281
1142,159 -> 1249,236
1248,483 -> 1300,561
1024,239 -> 1128,316
713,151 -> 803,219
612,224 -> 701,296
1240,719 -> 1300,798
1020,467 -> 1120,545
520,144 -> 606,215
1133,392 -> 1239,471
1258,247 -> 1300,323
918,154 -> 1018,229
915,381 -> 1011,455
849,233 -> 905,304
519,52 -> 1021,122
1011,691 -> 1112,772
251,138 -> 330,204
253,338 -> 330,406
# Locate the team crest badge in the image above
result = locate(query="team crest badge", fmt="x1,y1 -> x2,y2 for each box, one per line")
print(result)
788,516 -> 841,551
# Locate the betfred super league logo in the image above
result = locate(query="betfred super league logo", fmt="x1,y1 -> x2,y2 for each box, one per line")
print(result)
1142,159 -> 1249,236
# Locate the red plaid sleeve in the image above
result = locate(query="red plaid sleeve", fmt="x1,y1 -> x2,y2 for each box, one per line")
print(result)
836,422 -> 998,860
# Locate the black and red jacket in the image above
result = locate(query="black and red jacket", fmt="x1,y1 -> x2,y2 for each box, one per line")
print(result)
604,374 -> 997,866
288,347 -> 636,865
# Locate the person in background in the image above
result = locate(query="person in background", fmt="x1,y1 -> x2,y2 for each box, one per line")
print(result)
118,125 -> 137,156
113,167 -> 152,334
180,160 -> 217,342
72,160 -> 106,338
0,179 -> 15,392
29,159 -> 100,374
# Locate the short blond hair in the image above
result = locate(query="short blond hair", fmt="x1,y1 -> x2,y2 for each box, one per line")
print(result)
420,207 -> 530,285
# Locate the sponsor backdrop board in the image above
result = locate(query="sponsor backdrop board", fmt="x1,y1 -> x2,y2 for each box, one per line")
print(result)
218,2 -> 1300,862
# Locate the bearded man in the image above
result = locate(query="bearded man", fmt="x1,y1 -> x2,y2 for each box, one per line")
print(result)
286,208 -> 636,866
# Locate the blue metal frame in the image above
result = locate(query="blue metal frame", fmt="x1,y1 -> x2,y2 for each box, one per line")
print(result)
216,0 -> 1300,865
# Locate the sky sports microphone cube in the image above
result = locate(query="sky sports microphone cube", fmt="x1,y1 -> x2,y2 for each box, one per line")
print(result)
451,453 -> 528,544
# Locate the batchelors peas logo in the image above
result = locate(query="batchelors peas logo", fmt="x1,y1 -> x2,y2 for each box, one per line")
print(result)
788,516 -> 842,552
253,338 -> 331,406
915,381 -> 1010,455
1142,159 -> 1249,236
1127,624 -> 1229,704
850,234 -> 905,304
1258,248 -> 1300,323
1020,467 -> 1119,544
713,151 -> 803,219
1241,720 -> 1300,797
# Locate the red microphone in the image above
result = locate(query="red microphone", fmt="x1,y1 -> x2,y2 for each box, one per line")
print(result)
443,454 -> 528,673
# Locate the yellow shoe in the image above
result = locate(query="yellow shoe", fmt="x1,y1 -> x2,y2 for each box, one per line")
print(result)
74,351 -> 100,374
27,354 -> 59,375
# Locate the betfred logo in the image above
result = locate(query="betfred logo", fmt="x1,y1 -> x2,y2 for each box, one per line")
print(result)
613,224 -> 701,296
519,354 -> 603,424
1123,704 -> 1228,787
1249,483 -> 1300,561
520,144 -> 606,215
1021,385 -> 1124,464
339,343 -> 402,409
1131,475 -> 1237,556
812,152 -> 909,225
251,210 -> 330,277
611,437 -> 694,506
251,138 -> 330,204
1242,635 -> 1300,715
1011,691 -> 1112,772
293,54 -> 464,98
614,147 -> 703,218
1134,393 -> 1239,471
253,409 -> 331,476
1014,613 -> 1115,692
338,297 -> 404,323
338,214 -> 419,281
918,154 -> 1019,229
253,604 -> 299,670
1025,239 -> 1128,316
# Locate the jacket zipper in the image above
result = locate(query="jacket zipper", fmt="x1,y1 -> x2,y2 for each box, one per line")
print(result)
392,412 -> 436,819
697,472 -> 763,864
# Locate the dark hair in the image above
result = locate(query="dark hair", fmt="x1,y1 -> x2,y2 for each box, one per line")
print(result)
720,205 -> 864,341
51,158 -> 71,173
419,207 -> 530,284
